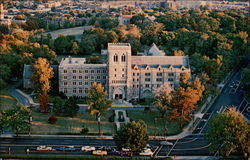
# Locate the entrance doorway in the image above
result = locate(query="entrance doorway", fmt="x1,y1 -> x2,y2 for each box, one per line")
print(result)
115,94 -> 123,100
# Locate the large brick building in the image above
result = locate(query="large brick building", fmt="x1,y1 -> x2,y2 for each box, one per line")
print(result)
58,43 -> 191,102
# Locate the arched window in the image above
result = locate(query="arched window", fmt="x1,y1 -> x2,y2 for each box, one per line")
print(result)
114,54 -> 118,62
121,54 -> 126,62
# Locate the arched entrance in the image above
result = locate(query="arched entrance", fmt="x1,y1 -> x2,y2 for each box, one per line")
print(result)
113,88 -> 125,100
142,90 -> 153,98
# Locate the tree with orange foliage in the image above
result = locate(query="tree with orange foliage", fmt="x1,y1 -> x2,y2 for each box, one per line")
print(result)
32,58 -> 53,112
87,82 -> 112,135
169,76 -> 204,127
39,93 -> 50,113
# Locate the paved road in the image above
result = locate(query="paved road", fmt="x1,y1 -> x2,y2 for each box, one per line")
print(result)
7,82 -> 30,107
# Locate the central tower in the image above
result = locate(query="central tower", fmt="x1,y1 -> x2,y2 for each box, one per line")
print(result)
107,43 -> 132,102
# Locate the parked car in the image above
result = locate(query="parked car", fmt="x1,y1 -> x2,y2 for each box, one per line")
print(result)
122,147 -> 131,152
120,151 -> 133,156
58,146 -> 77,151
92,150 -> 107,156
36,146 -> 52,151
139,148 -> 153,156
81,146 -> 95,152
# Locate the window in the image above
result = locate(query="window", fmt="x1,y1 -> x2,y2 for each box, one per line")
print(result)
121,54 -> 126,62
103,70 -> 106,73
133,73 -> 135,76
157,73 -> 162,76
133,85 -> 135,88
145,78 -> 150,82
97,70 -> 100,73
73,88 -> 76,93
122,74 -> 124,77
79,70 -> 82,73
85,82 -> 88,85
168,78 -> 174,82
79,88 -> 82,93
63,82 -> 67,86
133,78 -> 135,82
91,70 -> 94,73
103,76 -> 106,79
85,88 -> 88,93
145,73 -> 151,76
145,84 -> 150,88
168,73 -> 174,76
114,54 -> 118,62
79,76 -> 82,79
156,78 -> 162,82
91,76 -> 94,79
64,70 -> 67,73
64,76 -> 67,80
63,88 -> 67,93
85,76 -> 88,79
73,82 -> 76,85
114,74 -> 116,77
137,73 -> 139,76
73,70 -> 76,73
122,68 -> 125,71
85,70 -> 88,73
79,82 -> 82,85
73,76 -> 76,79
114,68 -> 116,72
157,84 -> 161,88
97,76 -> 100,79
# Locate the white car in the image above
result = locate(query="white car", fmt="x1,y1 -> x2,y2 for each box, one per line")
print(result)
139,148 -> 153,156
36,146 -> 52,151
122,147 -> 131,152
81,146 -> 96,152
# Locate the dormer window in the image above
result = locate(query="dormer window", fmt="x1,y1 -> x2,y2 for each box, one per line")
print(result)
121,54 -> 126,62
114,54 -> 118,62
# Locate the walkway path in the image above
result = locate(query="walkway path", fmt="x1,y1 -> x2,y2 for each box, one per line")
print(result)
114,110 -> 130,130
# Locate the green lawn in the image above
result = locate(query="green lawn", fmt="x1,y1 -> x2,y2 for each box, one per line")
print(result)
31,110 -> 115,135
127,110 -> 182,136
0,87 -> 17,112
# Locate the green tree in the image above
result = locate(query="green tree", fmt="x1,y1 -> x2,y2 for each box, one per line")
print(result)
130,14 -> 146,28
2,105 -> 30,136
154,83 -> 173,118
87,82 -> 112,135
52,96 -> 64,114
54,35 -> 72,54
63,96 -> 79,117
70,42 -> 79,55
86,56 -> 102,64
207,107 -> 250,157
0,64 -> 11,89
114,120 -> 148,153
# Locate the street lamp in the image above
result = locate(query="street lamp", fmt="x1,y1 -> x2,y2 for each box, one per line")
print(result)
29,114 -> 32,136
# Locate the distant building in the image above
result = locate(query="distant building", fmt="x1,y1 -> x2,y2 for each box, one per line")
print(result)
58,43 -> 190,103
119,15 -> 134,25
23,65 -> 58,89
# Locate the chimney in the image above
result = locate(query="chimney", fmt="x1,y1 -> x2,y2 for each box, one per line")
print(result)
68,56 -> 72,63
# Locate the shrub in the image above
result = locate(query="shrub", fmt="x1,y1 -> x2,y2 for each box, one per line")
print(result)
109,113 -> 115,122
48,115 -> 57,124
80,124 -> 89,135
